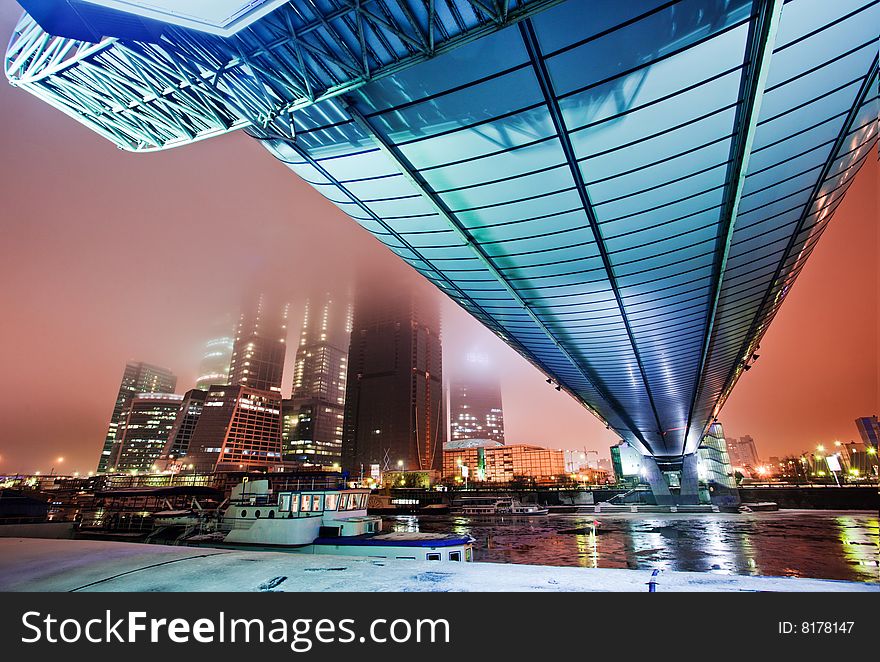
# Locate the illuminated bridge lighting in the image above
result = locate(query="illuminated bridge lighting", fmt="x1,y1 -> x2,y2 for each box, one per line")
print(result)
5,0 -> 878,466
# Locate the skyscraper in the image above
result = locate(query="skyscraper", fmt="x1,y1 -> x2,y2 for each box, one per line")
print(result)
449,353 -> 505,444
97,361 -> 177,473
725,435 -> 760,469
284,291 -> 352,466
342,279 -> 444,475
195,318 -> 234,390
228,292 -> 289,393
855,416 -> 879,449
113,393 -> 183,473
162,388 -> 207,461
185,293 -> 289,472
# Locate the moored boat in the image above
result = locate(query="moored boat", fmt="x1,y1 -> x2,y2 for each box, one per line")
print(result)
192,479 -> 474,562
456,496 -> 549,516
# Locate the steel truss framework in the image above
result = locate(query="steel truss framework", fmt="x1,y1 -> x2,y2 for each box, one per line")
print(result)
6,0 -> 879,463
5,0 -> 561,151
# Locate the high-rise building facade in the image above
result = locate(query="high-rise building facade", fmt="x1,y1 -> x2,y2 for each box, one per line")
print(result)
97,361 -> 177,473
113,393 -> 183,473
228,293 -> 289,393
162,388 -> 207,461
725,435 -> 760,469
342,280 -> 444,475
449,354 -> 505,444
284,292 -> 352,465
184,385 -> 283,472
697,423 -> 740,492
195,321 -> 234,391
855,416 -> 880,449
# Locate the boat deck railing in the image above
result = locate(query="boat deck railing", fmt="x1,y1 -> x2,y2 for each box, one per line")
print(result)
266,475 -> 349,492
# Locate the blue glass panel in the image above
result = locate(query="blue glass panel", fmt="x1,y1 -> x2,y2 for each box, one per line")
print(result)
439,165 -> 571,212
366,68 -> 542,144
398,106 -> 555,168
543,0 -> 750,96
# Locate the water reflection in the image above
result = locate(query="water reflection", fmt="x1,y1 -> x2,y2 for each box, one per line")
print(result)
385,511 -> 879,583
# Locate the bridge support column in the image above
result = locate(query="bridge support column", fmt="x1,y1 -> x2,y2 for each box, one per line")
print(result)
642,457 -> 674,506
679,453 -> 700,505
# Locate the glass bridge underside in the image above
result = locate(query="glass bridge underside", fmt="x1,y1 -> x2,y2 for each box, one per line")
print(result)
6,0 -> 878,463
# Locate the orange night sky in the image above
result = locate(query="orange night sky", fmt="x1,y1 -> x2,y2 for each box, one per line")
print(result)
0,5 -> 876,474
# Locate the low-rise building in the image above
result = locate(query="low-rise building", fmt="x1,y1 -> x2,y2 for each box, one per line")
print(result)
442,439 -> 565,484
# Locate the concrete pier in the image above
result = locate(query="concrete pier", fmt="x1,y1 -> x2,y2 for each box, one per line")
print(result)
0,538 -> 875,593
642,457 -> 675,506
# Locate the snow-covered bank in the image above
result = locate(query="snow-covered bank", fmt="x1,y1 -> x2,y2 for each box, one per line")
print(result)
0,538 -> 876,592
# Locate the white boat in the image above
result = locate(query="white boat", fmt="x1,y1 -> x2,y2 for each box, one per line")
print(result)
215,479 -> 474,562
457,496 -> 549,516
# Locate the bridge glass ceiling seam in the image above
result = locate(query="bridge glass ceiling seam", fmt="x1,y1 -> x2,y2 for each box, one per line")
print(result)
689,6 -> 878,449
336,22 -> 668,452
520,11 -> 732,452
231,0 -> 880,459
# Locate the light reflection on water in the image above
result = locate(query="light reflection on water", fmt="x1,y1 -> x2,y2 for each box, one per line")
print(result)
386,511 -> 879,583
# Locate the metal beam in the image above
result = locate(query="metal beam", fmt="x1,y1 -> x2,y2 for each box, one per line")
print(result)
518,18 -> 666,453
683,0 -> 783,455
247,123 -> 643,448
705,56 -> 879,432
339,99 -> 654,453
6,0 -> 565,151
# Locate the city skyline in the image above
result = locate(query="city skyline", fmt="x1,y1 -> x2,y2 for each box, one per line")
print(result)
0,3 -> 876,474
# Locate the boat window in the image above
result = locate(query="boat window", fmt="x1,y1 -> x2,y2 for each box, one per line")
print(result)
301,495 -> 312,512
325,493 -> 338,511
426,553 -> 441,561
465,548 -> 472,562
449,551 -> 461,562
240,510 -> 247,518
255,510 -> 261,518
339,493 -> 349,510
290,496 -> 299,513
268,510 -> 275,519
311,495 -> 323,512
279,494 -> 291,512
396,556 -> 416,561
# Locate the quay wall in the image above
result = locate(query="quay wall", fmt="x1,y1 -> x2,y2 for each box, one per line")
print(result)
0,521 -> 75,538
738,486 -> 878,510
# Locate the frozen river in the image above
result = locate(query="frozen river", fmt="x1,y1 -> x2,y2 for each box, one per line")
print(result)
387,510 -> 879,583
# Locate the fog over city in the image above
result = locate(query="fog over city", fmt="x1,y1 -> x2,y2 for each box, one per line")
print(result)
0,4 -> 876,475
